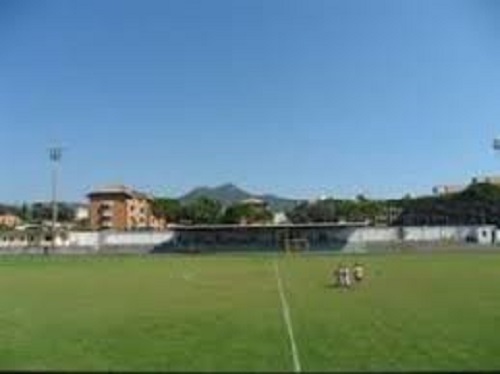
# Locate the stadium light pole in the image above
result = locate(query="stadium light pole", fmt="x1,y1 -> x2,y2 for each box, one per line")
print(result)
49,147 -> 63,252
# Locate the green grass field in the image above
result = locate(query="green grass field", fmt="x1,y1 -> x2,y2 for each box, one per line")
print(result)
0,252 -> 499,371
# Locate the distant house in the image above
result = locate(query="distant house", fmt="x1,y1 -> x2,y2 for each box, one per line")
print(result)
239,198 -> 268,208
273,212 -> 289,224
237,198 -> 273,225
472,175 -> 500,186
74,204 -> 90,221
433,175 -> 500,197
0,213 -> 22,229
432,184 -> 466,196
87,185 -> 165,231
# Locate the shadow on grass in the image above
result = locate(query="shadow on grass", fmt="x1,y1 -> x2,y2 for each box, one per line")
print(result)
325,282 -> 364,290
325,282 -> 342,289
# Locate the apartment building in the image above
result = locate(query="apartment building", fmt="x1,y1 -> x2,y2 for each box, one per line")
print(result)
88,185 -> 164,231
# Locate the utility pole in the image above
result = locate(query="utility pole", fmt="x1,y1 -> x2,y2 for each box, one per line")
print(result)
49,147 -> 62,252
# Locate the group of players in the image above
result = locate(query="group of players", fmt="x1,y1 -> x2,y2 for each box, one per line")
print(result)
333,262 -> 364,289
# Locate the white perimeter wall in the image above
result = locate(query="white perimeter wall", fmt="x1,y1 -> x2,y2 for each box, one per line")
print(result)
65,225 -> 496,248
66,232 -> 100,247
103,231 -> 174,246
66,231 -> 175,247
345,225 -> 495,244
346,227 -> 399,242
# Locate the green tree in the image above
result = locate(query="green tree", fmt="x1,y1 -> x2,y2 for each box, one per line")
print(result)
288,199 -> 337,223
356,194 -> 367,202
152,198 -> 182,222
20,202 -> 31,222
183,197 -> 223,224
287,202 -> 311,223
30,203 -> 74,223
222,203 -> 273,224
394,183 -> 500,226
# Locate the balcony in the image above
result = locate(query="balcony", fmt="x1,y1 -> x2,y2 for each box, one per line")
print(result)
99,221 -> 113,229
100,209 -> 113,218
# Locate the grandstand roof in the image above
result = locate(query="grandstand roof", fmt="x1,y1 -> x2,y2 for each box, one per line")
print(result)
169,221 -> 369,231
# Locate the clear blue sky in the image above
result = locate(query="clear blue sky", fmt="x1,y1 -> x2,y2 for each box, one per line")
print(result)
2,0 -> 500,203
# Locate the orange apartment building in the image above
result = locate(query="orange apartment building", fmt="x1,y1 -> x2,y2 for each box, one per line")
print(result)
88,185 -> 165,231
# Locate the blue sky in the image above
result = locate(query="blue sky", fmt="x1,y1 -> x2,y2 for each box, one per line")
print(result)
2,0 -> 500,203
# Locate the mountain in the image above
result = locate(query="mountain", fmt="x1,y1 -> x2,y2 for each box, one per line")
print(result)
180,183 -> 251,206
179,183 -> 303,212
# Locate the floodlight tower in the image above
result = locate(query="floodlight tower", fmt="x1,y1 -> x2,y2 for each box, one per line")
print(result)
49,147 -> 63,251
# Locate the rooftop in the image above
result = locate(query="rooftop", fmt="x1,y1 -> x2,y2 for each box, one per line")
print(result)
87,185 -> 153,200
240,198 -> 266,205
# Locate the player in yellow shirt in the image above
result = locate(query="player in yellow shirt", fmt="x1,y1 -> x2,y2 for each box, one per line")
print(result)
353,262 -> 364,283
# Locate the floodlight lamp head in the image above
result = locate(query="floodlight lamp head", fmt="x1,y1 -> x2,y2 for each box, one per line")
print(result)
493,138 -> 500,151
49,147 -> 62,162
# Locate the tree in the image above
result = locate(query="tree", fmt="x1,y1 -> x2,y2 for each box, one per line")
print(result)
308,199 -> 337,222
287,202 -> 311,223
288,199 -> 337,223
394,183 -> 500,226
222,203 -> 273,224
20,202 -> 31,222
183,197 -> 223,224
356,194 -> 367,202
152,198 -> 182,222
30,203 -> 74,223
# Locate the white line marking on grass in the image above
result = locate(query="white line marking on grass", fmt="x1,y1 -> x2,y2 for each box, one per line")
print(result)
274,260 -> 302,373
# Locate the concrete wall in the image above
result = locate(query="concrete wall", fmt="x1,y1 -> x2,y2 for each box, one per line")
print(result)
0,225 -> 496,255
155,225 -> 497,254
0,246 -> 98,255
400,226 -> 495,243
345,227 -> 400,242
66,232 -> 100,247
102,231 -> 174,246
0,231 -> 66,248
339,226 -> 495,244
64,231 -> 174,248
0,230 -> 175,253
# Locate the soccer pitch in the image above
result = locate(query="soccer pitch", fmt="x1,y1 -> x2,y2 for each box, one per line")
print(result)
0,252 -> 499,371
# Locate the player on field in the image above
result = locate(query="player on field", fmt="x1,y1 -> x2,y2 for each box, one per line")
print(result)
353,262 -> 364,283
333,264 -> 343,287
342,265 -> 352,288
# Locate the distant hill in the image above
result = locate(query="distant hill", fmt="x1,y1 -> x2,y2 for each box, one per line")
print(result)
179,183 -> 303,212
